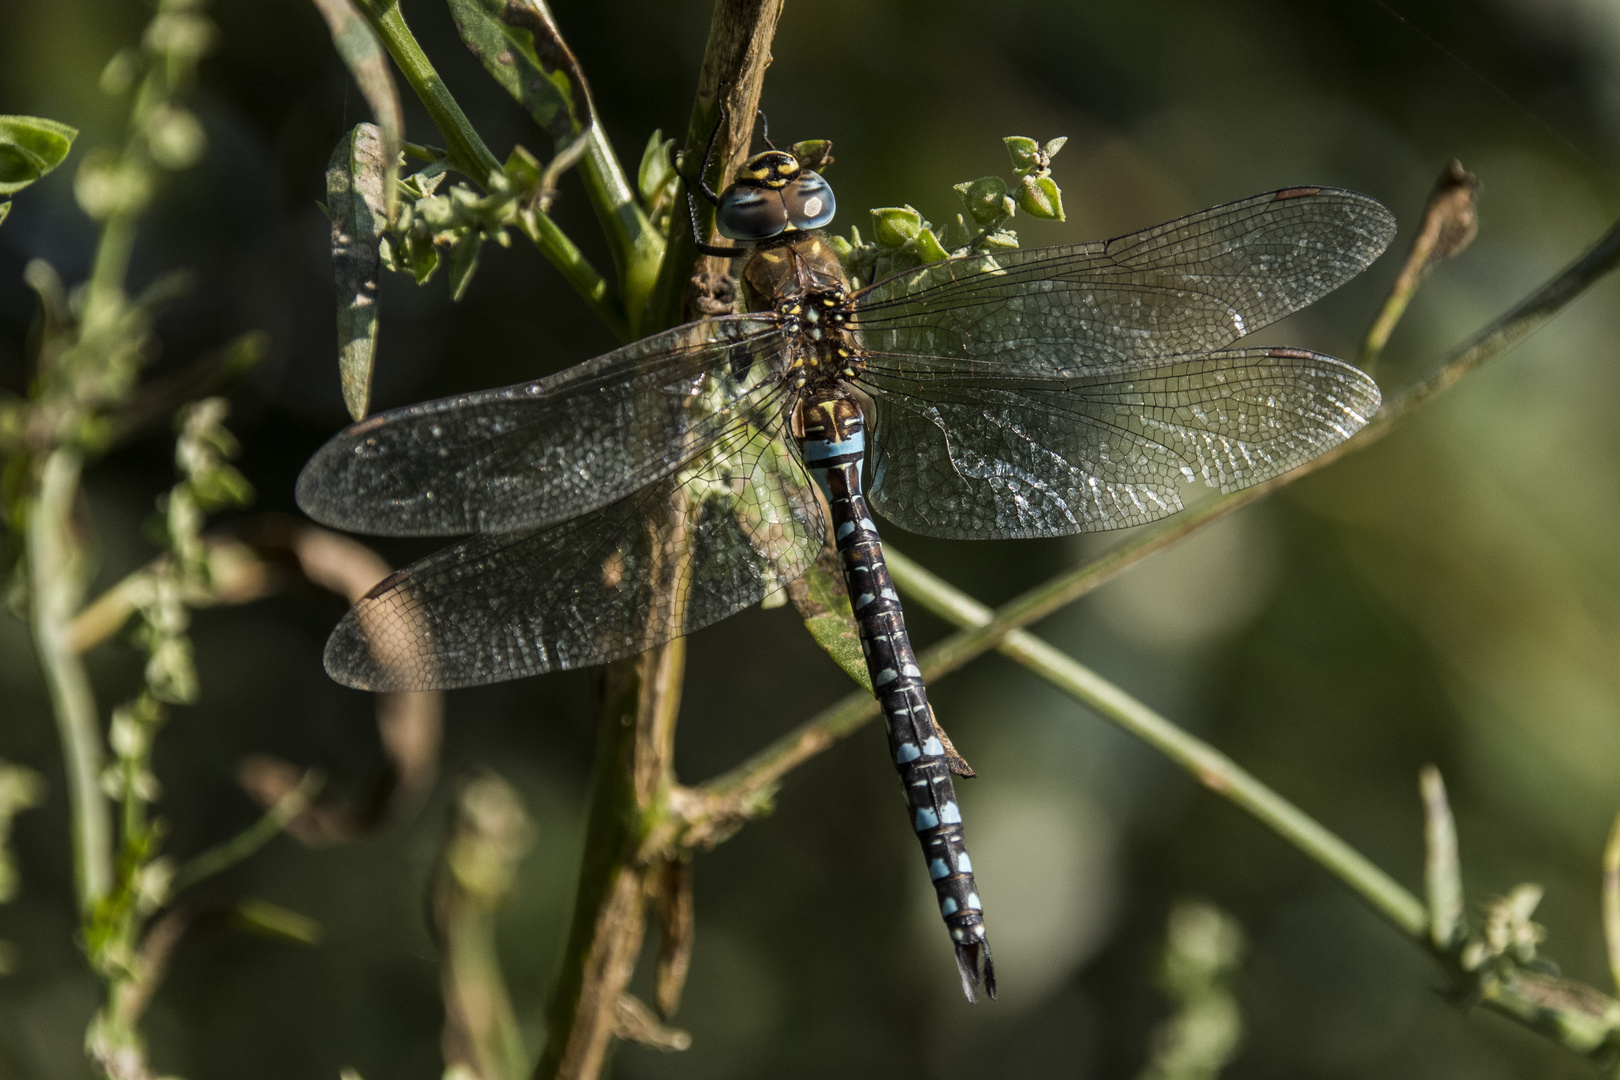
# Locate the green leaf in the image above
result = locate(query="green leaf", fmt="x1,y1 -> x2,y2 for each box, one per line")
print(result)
1003,136 -> 1041,172
405,231 -> 442,284
308,0 -> 402,219
326,124 -> 389,421
788,552 -> 871,693
0,115 -> 78,196
0,202 -> 9,228
448,230 -> 483,301
913,227 -> 950,264
234,898 -> 322,945
447,0 -> 592,146
638,130 -> 674,202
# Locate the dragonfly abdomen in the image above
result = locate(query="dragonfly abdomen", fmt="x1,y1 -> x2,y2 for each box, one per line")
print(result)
799,391 -> 996,1002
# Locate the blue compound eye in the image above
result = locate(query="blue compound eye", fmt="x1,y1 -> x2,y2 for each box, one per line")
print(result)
716,186 -> 789,241
783,171 -> 836,230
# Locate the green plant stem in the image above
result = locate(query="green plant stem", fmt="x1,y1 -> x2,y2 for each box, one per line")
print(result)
168,771 -> 323,896
514,209 -> 629,341
27,448 -> 112,911
356,0 -> 628,339
886,549 -> 1431,938
84,215 -> 138,330
357,0 -> 498,181
581,125 -> 662,339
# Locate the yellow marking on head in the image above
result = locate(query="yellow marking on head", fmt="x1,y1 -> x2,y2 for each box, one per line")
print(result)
776,161 -> 796,174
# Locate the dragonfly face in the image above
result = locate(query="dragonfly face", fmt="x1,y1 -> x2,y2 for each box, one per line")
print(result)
715,149 -> 837,241
297,157 -> 1395,1002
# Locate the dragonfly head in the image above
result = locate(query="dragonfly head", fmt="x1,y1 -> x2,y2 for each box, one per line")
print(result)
717,150 -> 837,241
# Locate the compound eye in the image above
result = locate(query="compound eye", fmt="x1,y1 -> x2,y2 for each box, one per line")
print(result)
782,171 -> 836,230
716,185 -> 789,241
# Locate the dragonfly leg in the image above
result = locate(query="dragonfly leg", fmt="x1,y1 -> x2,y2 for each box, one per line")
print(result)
927,703 -> 977,778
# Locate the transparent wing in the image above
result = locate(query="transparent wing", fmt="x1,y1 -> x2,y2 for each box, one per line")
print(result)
321,411 -> 823,691
851,188 -> 1394,376
861,347 -> 1380,539
296,316 -> 787,536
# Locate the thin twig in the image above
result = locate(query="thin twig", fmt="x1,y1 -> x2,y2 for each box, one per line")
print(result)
882,549 -> 1431,938
168,771 -> 324,896
1361,161 -> 1479,371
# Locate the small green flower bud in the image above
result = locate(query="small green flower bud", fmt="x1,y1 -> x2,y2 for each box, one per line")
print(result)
871,205 -> 923,248
147,105 -> 206,170
74,148 -> 154,220
955,177 -> 1013,224
1017,173 -> 1065,221
790,139 -> 834,172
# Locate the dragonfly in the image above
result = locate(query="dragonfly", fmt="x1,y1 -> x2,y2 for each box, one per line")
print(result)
297,130 -> 1393,1002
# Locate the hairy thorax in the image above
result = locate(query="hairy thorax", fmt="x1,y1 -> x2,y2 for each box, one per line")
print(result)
742,232 -> 865,393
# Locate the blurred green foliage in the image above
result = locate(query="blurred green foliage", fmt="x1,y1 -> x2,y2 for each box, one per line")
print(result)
3,0 -> 1620,1079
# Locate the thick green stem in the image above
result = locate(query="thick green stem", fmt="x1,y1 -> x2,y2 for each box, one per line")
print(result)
581,125 -> 662,339
83,214 -> 138,331
357,0 -> 499,181
356,0 -> 627,338
27,449 -> 112,912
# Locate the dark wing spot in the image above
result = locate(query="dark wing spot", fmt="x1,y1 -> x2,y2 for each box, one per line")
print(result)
365,569 -> 412,600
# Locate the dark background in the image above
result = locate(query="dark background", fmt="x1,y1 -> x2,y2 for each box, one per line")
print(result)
5,0 -> 1620,1077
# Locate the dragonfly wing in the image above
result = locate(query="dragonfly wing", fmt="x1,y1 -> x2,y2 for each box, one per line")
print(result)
322,412 -> 824,690
852,188 -> 1394,375
862,347 -> 1380,539
296,316 -> 786,536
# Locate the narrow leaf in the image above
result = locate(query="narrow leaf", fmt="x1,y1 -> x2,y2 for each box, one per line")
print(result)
326,124 -> 388,420
788,550 -> 870,692
448,229 -> 482,301
234,898 -> 322,945
0,115 -> 78,196
0,202 -> 10,228
308,0 -> 402,218
1419,765 -> 1463,949
446,0 -> 593,145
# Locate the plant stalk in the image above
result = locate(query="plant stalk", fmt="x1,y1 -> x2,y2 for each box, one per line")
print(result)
27,448 -> 112,911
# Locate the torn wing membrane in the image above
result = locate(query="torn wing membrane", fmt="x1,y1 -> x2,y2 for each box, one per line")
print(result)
322,409 -> 825,691
296,316 -> 787,537
858,347 -> 1381,540
850,188 -> 1395,377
